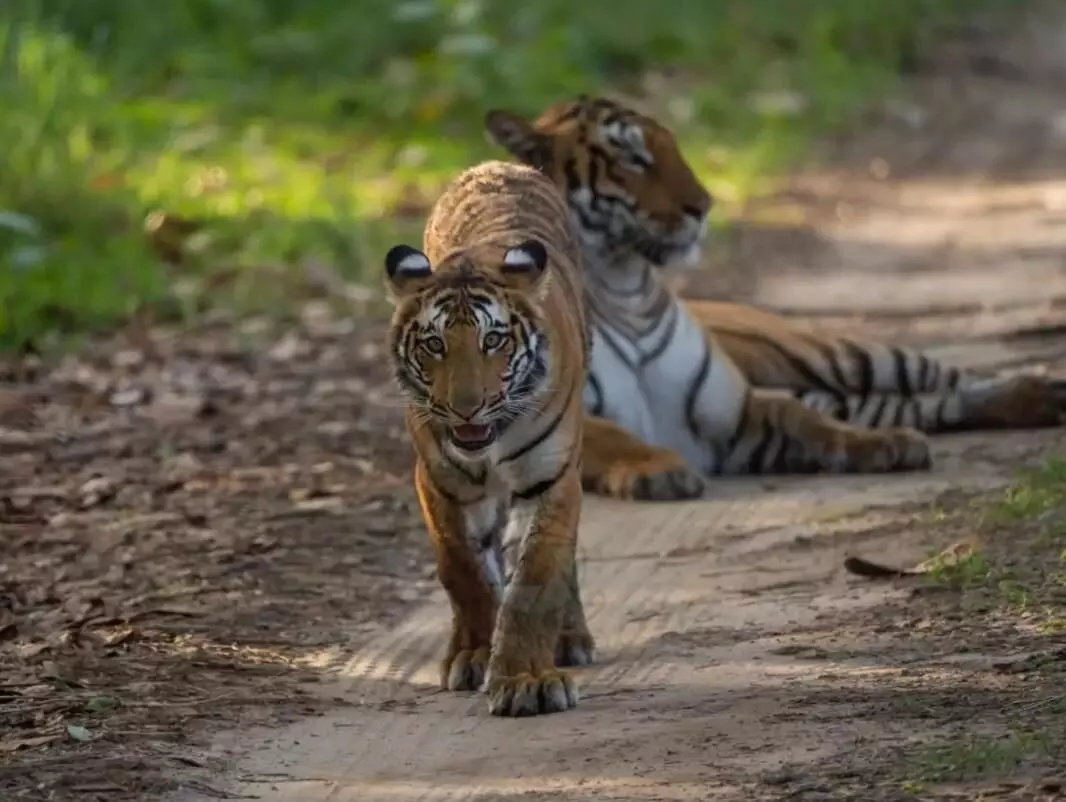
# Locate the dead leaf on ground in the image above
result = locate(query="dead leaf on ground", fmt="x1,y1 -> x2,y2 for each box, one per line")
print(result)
0,389 -> 40,430
77,476 -> 118,509
65,724 -> 93,742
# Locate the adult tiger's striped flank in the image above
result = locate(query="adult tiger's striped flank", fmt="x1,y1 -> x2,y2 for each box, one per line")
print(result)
384,159 -> 608,718
482,96 -> 1064,497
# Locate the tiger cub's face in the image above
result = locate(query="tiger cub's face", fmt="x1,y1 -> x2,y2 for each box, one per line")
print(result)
484,96 -> 712,269
383,240 -> 551,457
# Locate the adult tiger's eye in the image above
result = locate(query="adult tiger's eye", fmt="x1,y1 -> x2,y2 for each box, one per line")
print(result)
423,336 -> 446,355
483,331 -> 505,350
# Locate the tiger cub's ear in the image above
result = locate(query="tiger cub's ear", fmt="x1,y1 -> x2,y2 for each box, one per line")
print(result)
384,244 -> 433,300
498,239 -> 550,298
484,110 -> 552,172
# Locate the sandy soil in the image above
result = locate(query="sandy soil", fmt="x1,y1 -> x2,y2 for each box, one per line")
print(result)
3,3 -> 1066,802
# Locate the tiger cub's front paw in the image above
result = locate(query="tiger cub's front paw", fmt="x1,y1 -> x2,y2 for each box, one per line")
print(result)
485,668 -> 579,717
555,628 -> 595,668
440,646 -> 490,692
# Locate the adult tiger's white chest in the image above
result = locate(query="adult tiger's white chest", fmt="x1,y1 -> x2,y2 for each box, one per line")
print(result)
581,262 -> 748,474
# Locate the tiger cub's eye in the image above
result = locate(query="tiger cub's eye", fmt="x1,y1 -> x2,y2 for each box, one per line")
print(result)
422,336 -> 446,355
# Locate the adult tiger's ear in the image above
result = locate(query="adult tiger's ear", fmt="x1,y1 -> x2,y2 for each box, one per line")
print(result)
484,109 -> 553,172
499,239 -> 551,299
383,244 -> 433,301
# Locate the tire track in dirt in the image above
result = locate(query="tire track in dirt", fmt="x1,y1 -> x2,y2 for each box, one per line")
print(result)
170,426 -> 1059,802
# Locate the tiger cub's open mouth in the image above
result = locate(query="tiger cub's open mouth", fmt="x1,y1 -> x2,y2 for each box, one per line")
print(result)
449,423 -> 496,452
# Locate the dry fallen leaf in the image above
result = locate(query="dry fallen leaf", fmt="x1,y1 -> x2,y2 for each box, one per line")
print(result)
66,724 -> 93,742
78,476 -> 117,509
109,387 -> 147,407
0,389 -> 39,430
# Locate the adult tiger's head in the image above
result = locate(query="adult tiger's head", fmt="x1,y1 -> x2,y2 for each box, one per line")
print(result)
484,96 -> 712,268
383,238 -> 552,455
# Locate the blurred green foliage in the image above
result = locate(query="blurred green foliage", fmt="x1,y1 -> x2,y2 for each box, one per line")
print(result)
0,0 -> 1007,349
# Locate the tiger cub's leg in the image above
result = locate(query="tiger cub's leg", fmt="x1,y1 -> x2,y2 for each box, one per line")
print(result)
581,415 -> 705,500
485,466 -> 583,717
414,460 -> 499,693
500,512 -> 594,668
555,560 -> 594,667
723,390 -> 932,474
797,374 -> 1064,433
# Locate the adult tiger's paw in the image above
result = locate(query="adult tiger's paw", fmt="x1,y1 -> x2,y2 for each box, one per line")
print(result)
627,463 -> 706,501
589,450 -> 705,501
885,427 -> 932,471
823,427 -> 932,474
970,374 -> 1065,428
440,646 -> 490,692
485,669 -> 579,717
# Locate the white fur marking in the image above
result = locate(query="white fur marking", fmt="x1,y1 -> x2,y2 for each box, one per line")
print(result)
677,241 -> 703,268
503,246 -> 539,269
396,251 -> 431,273
588,293 -> 747,472
463,497 -> 506,600
500,502 -> 538,583
482,549 -> 505,602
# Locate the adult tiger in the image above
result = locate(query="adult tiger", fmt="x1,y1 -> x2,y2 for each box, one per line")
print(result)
384,159 -> 634,716
482,96 -> 1064,499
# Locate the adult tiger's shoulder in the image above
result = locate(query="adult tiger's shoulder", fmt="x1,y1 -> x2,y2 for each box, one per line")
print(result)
383,159 -> 595,718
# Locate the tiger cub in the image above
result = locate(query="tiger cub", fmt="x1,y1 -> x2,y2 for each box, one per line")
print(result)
384,160 -> 595,717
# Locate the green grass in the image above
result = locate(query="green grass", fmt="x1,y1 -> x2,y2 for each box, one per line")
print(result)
0,0 -> 1011,349
911,729 -> 1059,785
993,457 -> 1066,525
924,457 -> 1066,627
898,457 -> 1066,792
925,550 -> 992,589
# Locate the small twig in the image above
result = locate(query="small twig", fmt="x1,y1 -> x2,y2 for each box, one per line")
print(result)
125,691 -> 236,709
126,606 -> 205,622
0,752 -> 147,774
69,782 -> 128,793
1015,696 -> 1065,716
124,587 -> 213,607
180,779 -> 260,800
236,772 -> 297,781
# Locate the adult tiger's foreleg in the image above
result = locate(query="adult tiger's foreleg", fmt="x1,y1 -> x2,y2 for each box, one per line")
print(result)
580,415 -> 705,501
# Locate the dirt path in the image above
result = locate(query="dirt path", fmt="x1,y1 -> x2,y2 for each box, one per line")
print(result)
3,4 -> 1065,802
180,444 -> 1057,802
162,5 -> 1066,802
